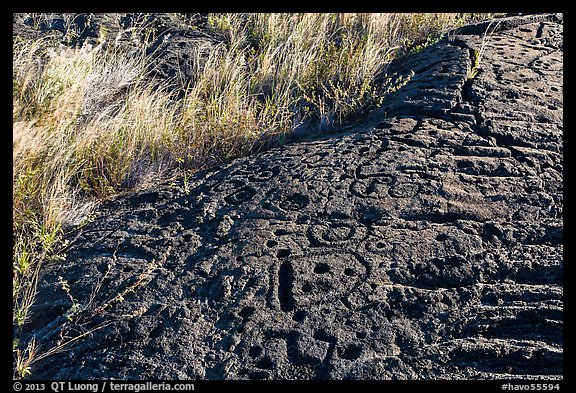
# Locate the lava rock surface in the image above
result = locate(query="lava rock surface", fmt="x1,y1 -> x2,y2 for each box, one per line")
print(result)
21,14 -> 563,380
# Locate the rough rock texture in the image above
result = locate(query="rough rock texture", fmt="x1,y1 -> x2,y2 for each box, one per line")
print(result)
22,14 -> 563,380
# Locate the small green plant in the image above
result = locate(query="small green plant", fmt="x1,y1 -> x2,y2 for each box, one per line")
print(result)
14,308 -> 28,329
183,171 -> 191,195
14,321 -> 112,380
90,256 -> 162,316
176,156 -> 192,195
57,276 -> 82,322
14,338 -> 37,379
14,241 -> 31,276
466,18 -> 503,82
467,48 -> 481,80
207,13 -> 232,35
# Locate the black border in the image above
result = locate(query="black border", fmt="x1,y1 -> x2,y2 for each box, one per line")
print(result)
9,3 -> 569,390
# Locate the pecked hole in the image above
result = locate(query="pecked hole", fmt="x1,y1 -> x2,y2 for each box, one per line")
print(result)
266,239 -> 278,248
249,346 -> 263,358
314,329 -> 336,343
292,310 -> 307,323
435,233 -> 448,241
302,283 -> 313,293
256,356 -> 274,370
337,343 -> 362,360
344,268 -> 356,277
314,263 -> 330,274
277,249 -> 291,258
376,241 -> 387,249
239,306 -> 256,321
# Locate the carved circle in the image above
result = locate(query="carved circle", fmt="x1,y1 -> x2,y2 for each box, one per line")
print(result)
224,186 -> 257,205
277,193 -> 310,212
247,165 -> 280,183
308,221 -> 365,247
388,181 -> 420,198
350,177 -> 393,199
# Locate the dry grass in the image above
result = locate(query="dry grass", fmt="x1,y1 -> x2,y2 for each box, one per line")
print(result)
12,12 -> 499,378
